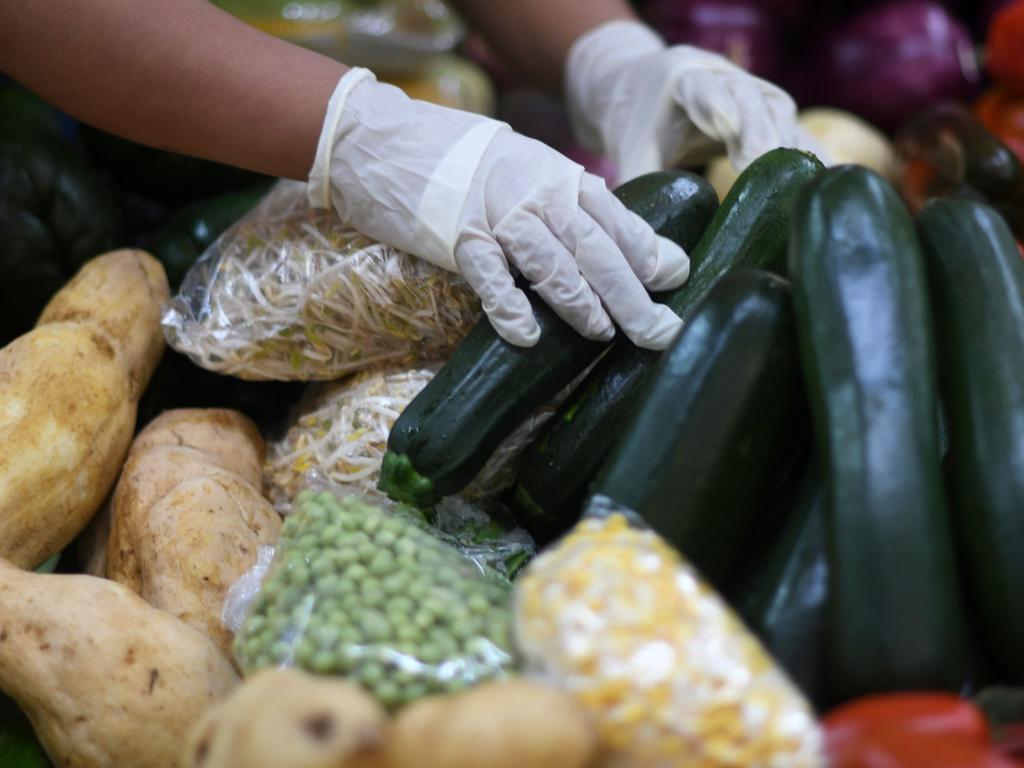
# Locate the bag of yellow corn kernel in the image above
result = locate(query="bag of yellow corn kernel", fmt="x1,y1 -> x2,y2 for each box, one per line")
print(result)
514,496 -> 825,768
162,180 -> 481,381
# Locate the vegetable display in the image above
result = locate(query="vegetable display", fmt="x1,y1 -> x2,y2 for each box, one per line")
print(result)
0,250 -> 168,569
0,558 -> 238,768
515,507 -> 824,768
590,269 -> 806,588
377,170 -> 719,508
915,198 -> 1024,683
788,165 -> 969,700
513,148 -> 822,542
106,409 -> 283,658
233,491 -> 515,709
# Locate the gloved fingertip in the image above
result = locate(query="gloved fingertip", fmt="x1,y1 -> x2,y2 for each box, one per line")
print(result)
630,305 -> 683,351
646,236 -> 690,291
492,316 -> 542,348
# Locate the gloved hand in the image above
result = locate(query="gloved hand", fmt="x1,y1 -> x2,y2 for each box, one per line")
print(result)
566,20 -> 823,182
308,67 -> 689,350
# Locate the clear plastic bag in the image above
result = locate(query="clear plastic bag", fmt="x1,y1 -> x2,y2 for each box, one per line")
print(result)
514,496 -> 824,768
264,362 -> 572,505
162,181 -> 481,381
233,486 -> 516,709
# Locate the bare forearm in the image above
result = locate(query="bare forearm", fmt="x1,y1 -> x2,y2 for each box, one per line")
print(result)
449,0 -> 636,92
0,0 -> 346,180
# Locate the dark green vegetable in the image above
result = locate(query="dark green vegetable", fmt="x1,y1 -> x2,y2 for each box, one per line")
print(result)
916,198 -> 1024,683
150,184 -> 270,288
0,695 -> 50,768
514,148 -> 825,543
0,87 -> 124,343
895,103 -> 1024,237
788,165 -> 968,702
732,460 -> 828,706
590,269 -> 806,587
378,171 -> 719,508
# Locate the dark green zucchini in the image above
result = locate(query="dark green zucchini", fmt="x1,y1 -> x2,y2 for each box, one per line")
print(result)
589,268 -> 806,587
916,198 -> 1024,683
513,148 -> 825,542
732,459 -> 828,706
378,171 -> 719,507
789,165 -> 968,701
150,184 -> 271,288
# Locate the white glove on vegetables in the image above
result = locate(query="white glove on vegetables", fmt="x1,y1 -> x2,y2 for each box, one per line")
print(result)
308,68 -> 689,350
566,20 -> 821,181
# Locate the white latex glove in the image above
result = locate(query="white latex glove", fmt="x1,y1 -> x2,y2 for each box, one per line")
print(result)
308,67 -> 689,350
566,20 -> 825,182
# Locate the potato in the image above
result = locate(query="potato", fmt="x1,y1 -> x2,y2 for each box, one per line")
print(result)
0,250 -> 168,569
386,678 -> 599,768
184,668 -> 388,768
107,409 -> 281,657
0,557 -> 238,768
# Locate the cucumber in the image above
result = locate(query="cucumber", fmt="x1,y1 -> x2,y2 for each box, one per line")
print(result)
378,171 -> 719,507
915,198 -> 1024,683
513,148 -> 825,542
590,269 -> 806,587
732,459 -> 828,706
789,165 -> 968,701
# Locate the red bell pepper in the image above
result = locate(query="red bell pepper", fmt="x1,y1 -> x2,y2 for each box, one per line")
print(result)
825,693 -> 1024,768
976,86 -> 1024,164
987,1 -> 1024,94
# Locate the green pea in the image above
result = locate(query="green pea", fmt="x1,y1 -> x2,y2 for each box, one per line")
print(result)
361,587 -> 387,609
381,517 -> 404,535
445,677 -> 468,693
295,639 -> 317,667
310,623 -> 341,648
413,609 -> 434,630
388,595 -> 414,614
360,611 -> 391,642
270,640 -> 294,663
396,553 -> 419,573
394,623 -> 420,644
375,529 -> 398,549
298,534 -> 321,552
338,626 -> 363,646
361,515 -> 382,535
418,643 -> 444,665
346,563 -> 369,582
376,680 -> 402,709
311,651 -> 336,674
394,537 -> 418,557
466,594 -> 491,615
347,531 -> 370,549
340,512 -> 359,532
355,541 -> 378,564
315,491 -> 336,507
368,551 -> 394,577
358,662 -> 384,687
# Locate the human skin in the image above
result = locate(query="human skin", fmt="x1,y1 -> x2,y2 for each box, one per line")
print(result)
0,0 -> 636,180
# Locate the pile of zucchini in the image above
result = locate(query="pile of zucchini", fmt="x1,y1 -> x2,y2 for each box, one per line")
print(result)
378,149 -> 1024,706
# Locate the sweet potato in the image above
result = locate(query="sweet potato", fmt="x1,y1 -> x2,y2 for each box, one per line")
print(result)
107,409 -> 281,656
184,668 -> 387,768
0,558 -> 238,768
0,250 -> 168,569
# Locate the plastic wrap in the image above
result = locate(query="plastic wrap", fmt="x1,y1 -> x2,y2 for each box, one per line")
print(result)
265,363 -> 571,505
162,181 -> 480,381
514,497 -> 824,768
233,487 -> 516,709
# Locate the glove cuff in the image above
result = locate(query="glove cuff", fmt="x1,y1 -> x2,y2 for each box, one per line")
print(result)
307,67 -> 377,211
565,20 -> 666,155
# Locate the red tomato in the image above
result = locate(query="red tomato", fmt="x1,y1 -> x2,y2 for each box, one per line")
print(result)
988,1 -> 1024,94
825,693 -> 1024,768
975,86 -> 1024,163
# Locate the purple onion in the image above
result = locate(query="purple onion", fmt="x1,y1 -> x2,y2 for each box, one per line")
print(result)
806,0 -> 981,131
643,0 -> 785,80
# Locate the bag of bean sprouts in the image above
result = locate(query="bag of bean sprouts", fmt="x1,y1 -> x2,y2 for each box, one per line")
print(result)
162,180 -> 481,381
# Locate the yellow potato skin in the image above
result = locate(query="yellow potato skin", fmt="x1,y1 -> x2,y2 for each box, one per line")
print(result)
107,409 -> 282,657
0,558 -> 238,768
0,250 -> 168,569
184,668 -> 388,768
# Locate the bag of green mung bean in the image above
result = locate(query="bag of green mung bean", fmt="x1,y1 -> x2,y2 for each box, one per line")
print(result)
231,487 -> 517,709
